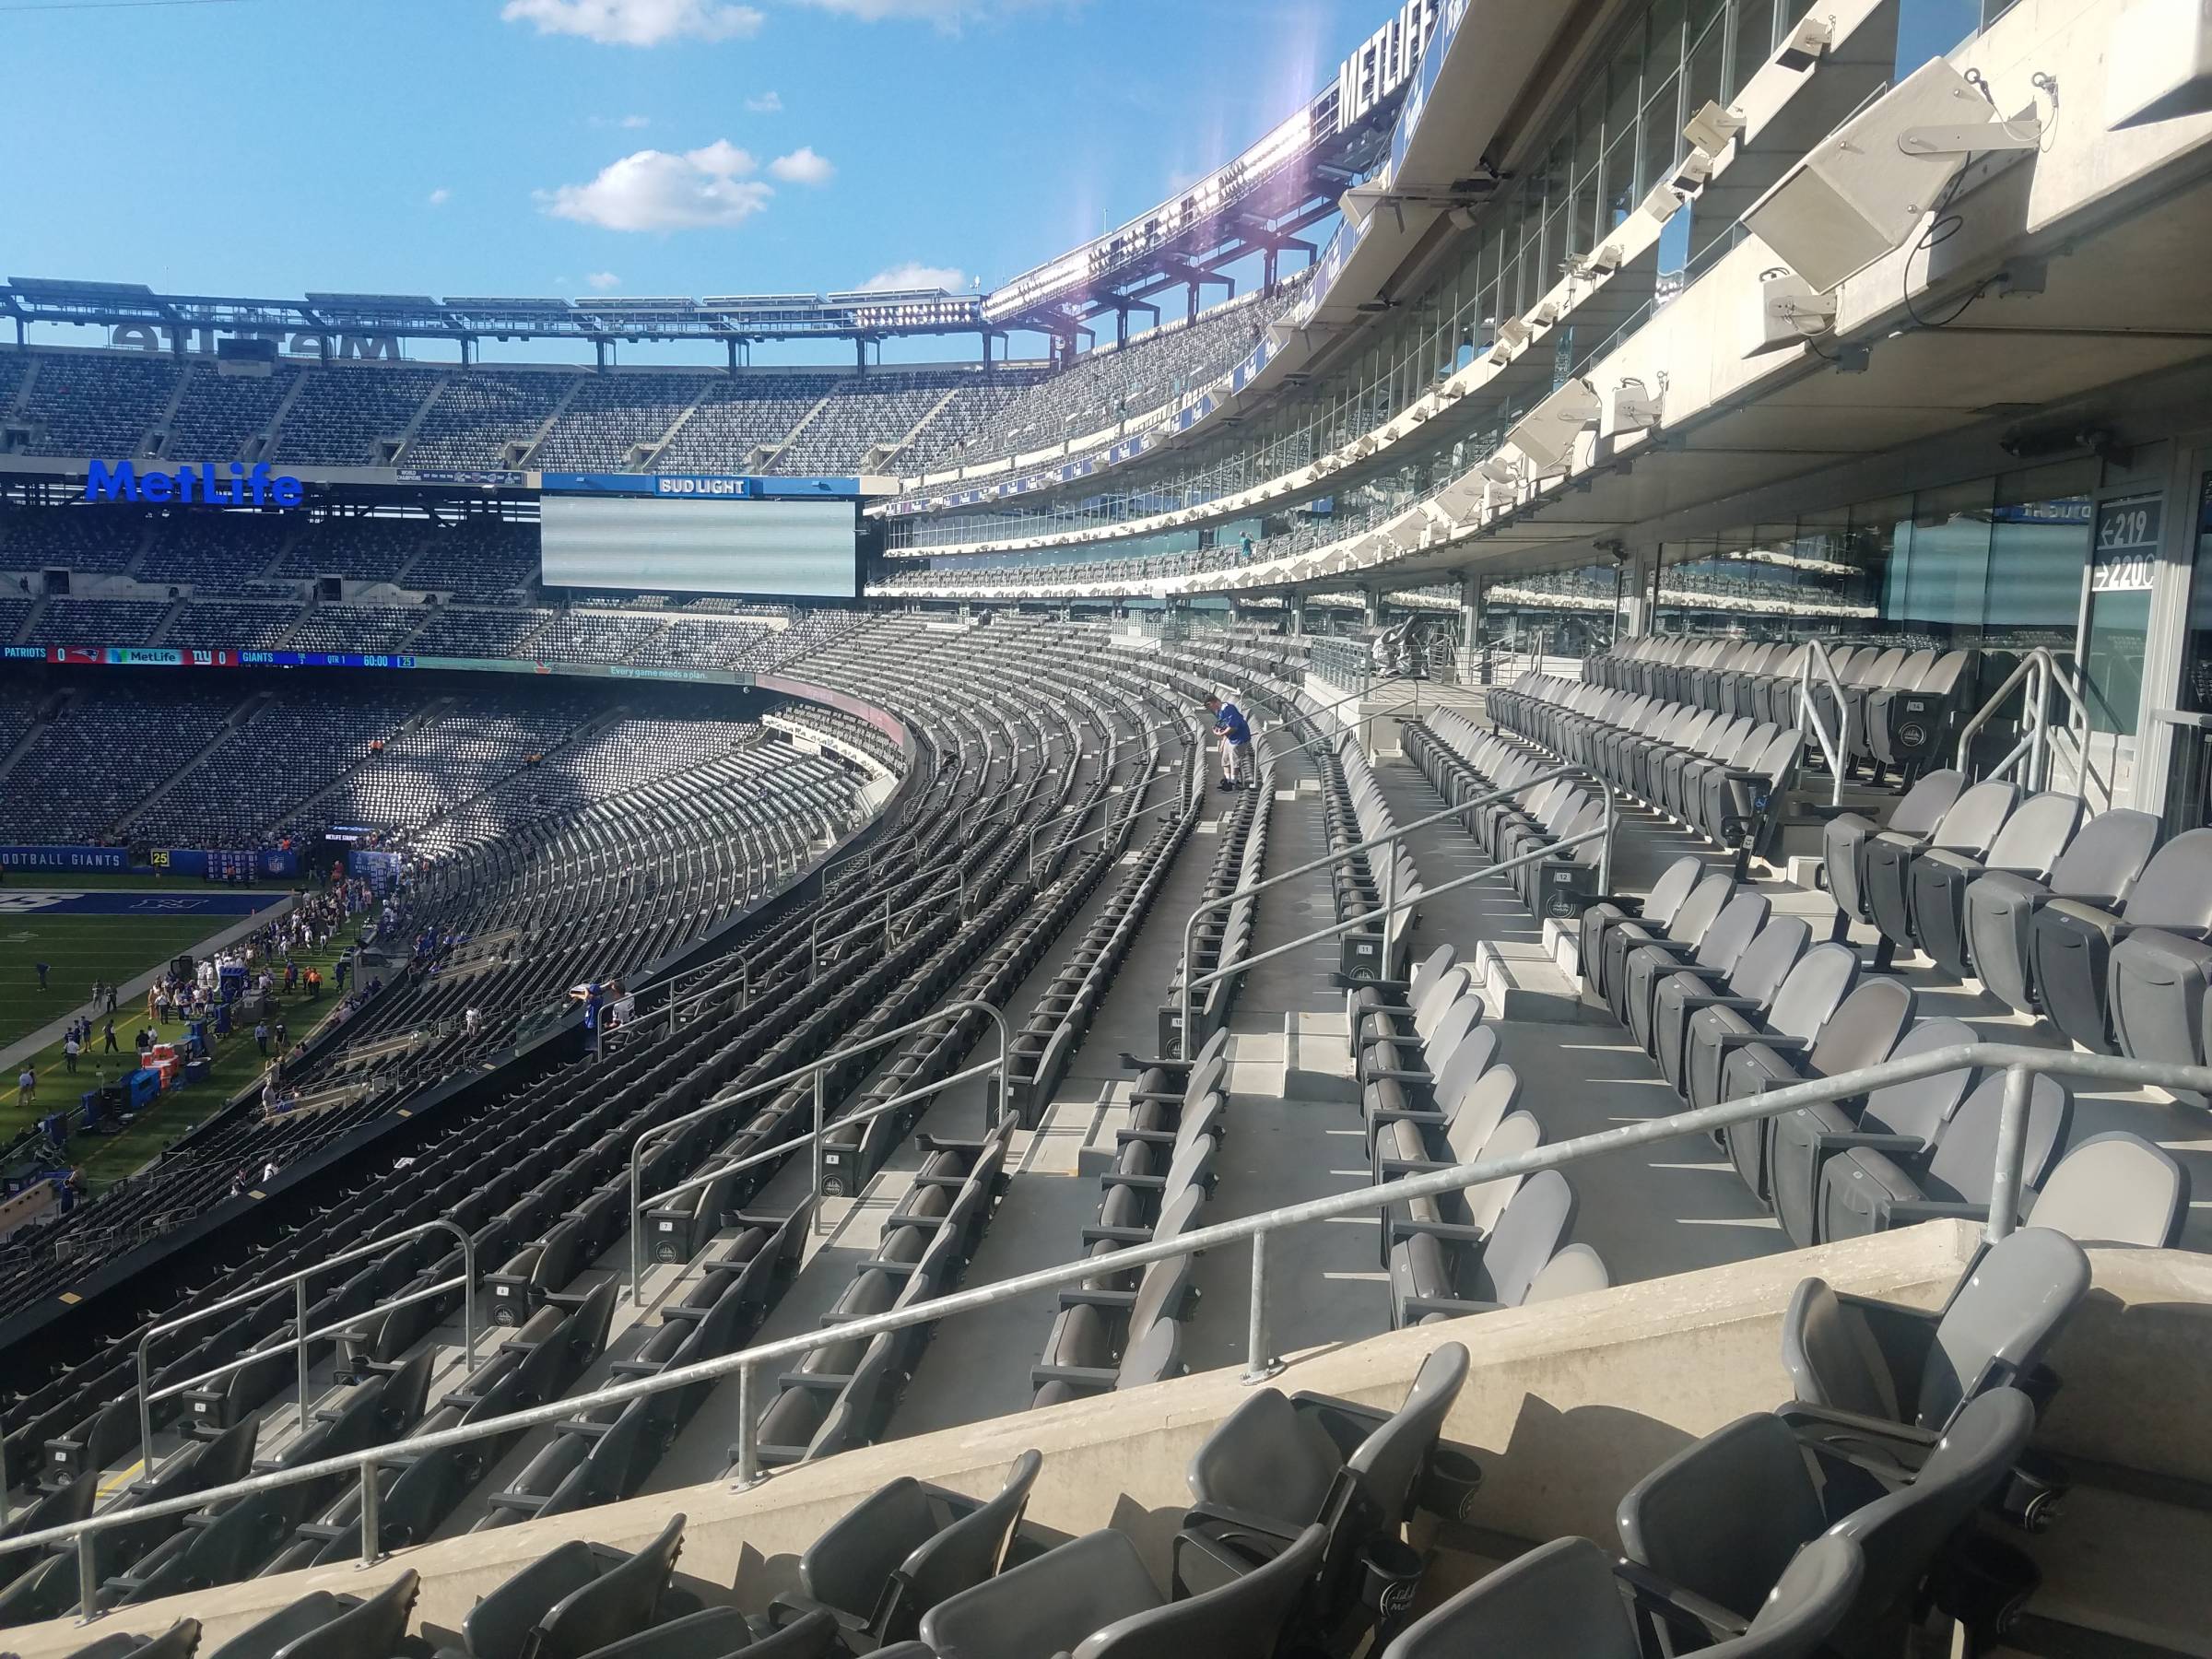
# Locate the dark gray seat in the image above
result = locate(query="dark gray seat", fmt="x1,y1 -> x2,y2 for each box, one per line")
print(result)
1963,808 -> 2159,1016
1818,1070 -> 2069,1242
1389,1164 -> 1572,1328
206,1571 -> 419,1659
65,1621 -> 203,1659
2027,1132 -> 2189,1246
2032,828 -> 2212,1054
767,1450 -> 1041,1648
1379,1531 -> 1859,1659
1580,853 -> 1703,1001
1780,1227 -> 2090,1439
1715,980 -> 1917,1203
1179,1343 -> 1473,1651
1645,917 -> 1808,1095
1907,790 -> 2083,978
575,1608 -> 833,1659
456,1513 -> 684,1659
1678,942 -> 1860,1116
1619,1393 -> 2035,1659
916,1520 -> 1324,1659
1765,1019 -> 1978,1249
1823,770 -> 1963,931
1862,781 -> 2020,959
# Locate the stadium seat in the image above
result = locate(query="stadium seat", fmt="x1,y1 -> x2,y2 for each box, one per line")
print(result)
1963,808 -> 2160,1016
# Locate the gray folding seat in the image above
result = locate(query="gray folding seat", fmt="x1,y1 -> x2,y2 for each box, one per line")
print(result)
1644,918 -> 1809,1095
763,1451 -> 1041,1649
1365,1028 -> 1503,1163
573,1608 -> 832,1659
1579,853 -> 1703,1001
1870,648 -> 1973,779
1818,1069 -> 2069,1243
1822,770 -> 1964,934
915,1520 -> 1324,1659
453,1513 -> 686,1659
1678,942 -> 1860,1117
65,1622 -> 203,1659
2109,865 -> 2212,1073
1347,946 -> 1457,1052
1618,1392 -> 2036,1659
2031,827 -> 2212,1053
1863,780 -> 2020,960
1358,993 -> 1483,1100
205,1571 -> 419,1659
1764,1019 -> 1978,1249
1780,1226 -> 2090,1440
1964,808 -> 2159,1017
1602,871 -> 1735,1025
1715,979 -> 1917,1202
1623,890 -> 1771,1054
1906,790 -> 2083,979
1379,1532 -> 1858,1659
1392,1164 -> 1572,1327
2023,1133 -> 2189,1246
1177,1344 -> 1473,1651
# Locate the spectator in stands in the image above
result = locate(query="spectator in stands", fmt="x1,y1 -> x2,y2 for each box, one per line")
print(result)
1240,531 -> 1254,564
1203,694 -> 1254,792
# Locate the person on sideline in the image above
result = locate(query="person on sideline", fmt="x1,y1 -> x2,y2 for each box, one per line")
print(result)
1203,694 -> 1255,792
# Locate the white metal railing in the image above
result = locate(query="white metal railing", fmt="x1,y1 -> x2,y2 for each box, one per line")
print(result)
1796,641 -> 1850,806
626,998 -> 1013,1295
1957,647 -> 2107,806
7,1040 -> 2203,1613
129,1218 -> 477,1491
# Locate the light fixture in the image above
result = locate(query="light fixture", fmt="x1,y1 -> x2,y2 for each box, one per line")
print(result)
1639,182 -> 1684,223
1574,241 -> 1624,279
1528,300 -> 1561,327
1750,269 -> 1839,352
1669,147 -> 1716,194
1505,379 -> 1603,472
1495,316 -> 1531,348
1611,378 -> 1663,431
1743,58 -> 2042,292
1683,100 -> 1747,155
1775,13 -> 1834,71
1478,453 -> 1524,488
2111,0 -> 2212,126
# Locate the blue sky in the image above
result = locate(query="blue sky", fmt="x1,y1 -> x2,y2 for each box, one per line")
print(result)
3,0 -> 1375,306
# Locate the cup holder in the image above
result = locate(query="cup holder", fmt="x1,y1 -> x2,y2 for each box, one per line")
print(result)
1419,1446 -> 1485,1520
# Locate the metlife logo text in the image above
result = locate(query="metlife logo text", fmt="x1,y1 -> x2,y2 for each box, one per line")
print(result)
84,460 -> 306,508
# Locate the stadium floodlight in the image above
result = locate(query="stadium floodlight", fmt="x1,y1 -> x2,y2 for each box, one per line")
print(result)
1743,58 -> 2041,293
1527,300 -> 1560,327
1639,182 -> 1685,223
1505,379 -> 1603,472
1684,100 -> 1748,155
1573,241 -> 1624,279
1612,378 -> 1664,432
1477,452 -> 1524,488
1750,268 -> 1839,353
1494,315 -> 1532,349
1668,147 -> 1716,194
1775,13 -> 1834,70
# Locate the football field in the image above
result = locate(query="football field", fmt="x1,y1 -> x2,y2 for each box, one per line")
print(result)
0,888 -> 287,1051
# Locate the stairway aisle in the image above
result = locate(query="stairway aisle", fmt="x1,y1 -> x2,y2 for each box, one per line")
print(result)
1181,739 -> 1394,1370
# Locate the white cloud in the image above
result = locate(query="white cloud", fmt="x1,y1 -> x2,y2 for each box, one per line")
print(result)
586,271 -> 622,289
501,0 -> 764,47
745,90 -> 782,112
856,261 -> 969,292
768,147 -> 835,185
427,186 -> 452,206
621,113 -> 652,128
540,141 -> 773,231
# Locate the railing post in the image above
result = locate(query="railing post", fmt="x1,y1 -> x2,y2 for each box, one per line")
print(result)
1985,1064 -> 2034,1243
1243,1232 -> 1279,1384
76,1531 -> 97,1621
459,1230 -> 477,1373
135,1339 -> 158,1484
1379,841 -> 1397,978
296,1279 -> 312,1434
810,1068 -> 829,1238
1598,783 -> 1617,897
732,1363 -> 761,1488
358,1460 -> 381,1567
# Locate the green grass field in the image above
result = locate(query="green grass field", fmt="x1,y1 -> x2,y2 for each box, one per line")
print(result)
2,895 -> 350,1189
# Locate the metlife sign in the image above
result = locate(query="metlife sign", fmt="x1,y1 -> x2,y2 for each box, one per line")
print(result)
83,459 -> 306,508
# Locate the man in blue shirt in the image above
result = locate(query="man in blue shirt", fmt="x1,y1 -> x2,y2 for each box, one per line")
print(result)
1204,695 -> 1254,792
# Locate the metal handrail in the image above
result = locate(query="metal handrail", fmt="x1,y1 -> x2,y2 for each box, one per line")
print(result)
1028,793 -> 1186,883
132,1218 -> 475,1486
1796,642 -> 1849,806
13,1039 -> 2206,1605
1175,761 -> 1590,1046
626,997 -> 1012,1302
661,964 -> 748,1032
1179,797 -> 1614,1050
1959,647 -> 2108,806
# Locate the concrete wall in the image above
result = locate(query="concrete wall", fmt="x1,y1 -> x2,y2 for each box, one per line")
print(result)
15,1223 -> 2207,1656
